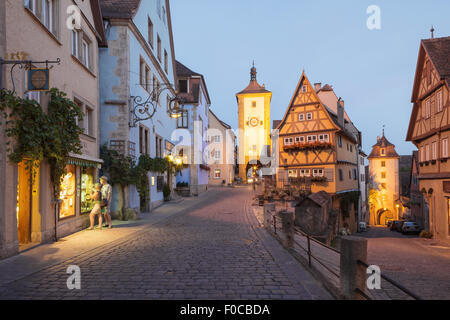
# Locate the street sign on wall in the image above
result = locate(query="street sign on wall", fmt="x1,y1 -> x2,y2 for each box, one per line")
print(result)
27,68 -> 50,91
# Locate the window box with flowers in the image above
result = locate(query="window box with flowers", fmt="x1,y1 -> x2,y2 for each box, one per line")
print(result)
284,141 -> 333,152
311,176 -> 328,183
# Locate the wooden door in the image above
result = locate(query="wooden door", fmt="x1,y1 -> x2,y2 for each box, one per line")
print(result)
17,161 -> 32,244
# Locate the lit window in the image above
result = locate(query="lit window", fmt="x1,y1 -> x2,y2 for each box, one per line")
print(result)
288,170 -> 298,178
214,169 -> 221,179
319,134 -> 329,142
313,169 -> 324,177
300,169 -> 311,177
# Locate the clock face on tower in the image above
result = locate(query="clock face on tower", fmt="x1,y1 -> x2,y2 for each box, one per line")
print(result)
250,117 -> 259,127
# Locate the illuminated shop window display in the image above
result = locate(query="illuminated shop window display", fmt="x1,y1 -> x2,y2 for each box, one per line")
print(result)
59,165 -> 76,219
80,167 -> 95,214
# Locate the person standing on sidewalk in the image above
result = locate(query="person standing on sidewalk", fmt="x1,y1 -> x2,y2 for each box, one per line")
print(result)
88,184 -> 103,230
100,176 -> 113,229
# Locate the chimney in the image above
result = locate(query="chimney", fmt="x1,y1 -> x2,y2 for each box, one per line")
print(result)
337,98 -> 344,127
314,83 -> 322,92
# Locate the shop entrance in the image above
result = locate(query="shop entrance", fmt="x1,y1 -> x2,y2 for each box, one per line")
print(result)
17,161 -> 40,245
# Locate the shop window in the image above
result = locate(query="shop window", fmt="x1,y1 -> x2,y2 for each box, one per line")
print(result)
214,169 -> 221,179
59,165 -> 76,219
80,167 -> 95,214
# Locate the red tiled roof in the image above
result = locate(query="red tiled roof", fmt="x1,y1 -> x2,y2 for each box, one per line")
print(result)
100,0 -> 141,19
422,36 -> 450,87
237,80 -> 270,95
368,135 -> 400,159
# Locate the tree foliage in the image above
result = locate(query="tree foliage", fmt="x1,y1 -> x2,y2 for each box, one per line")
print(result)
0,88 -> 84,198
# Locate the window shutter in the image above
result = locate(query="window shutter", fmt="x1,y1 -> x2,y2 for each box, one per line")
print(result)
324,168 -> 334,182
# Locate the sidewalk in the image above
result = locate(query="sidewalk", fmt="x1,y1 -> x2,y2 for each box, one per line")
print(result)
0,192 -> 209,288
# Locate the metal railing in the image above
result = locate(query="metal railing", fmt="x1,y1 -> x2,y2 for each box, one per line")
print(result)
293,227 -> 340,279
265,208 -> 423,300
356,259 -> 423,300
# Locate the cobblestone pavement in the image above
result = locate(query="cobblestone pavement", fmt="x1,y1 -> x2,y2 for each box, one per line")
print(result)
357,226 -> 450,300
0,187 -> 332,300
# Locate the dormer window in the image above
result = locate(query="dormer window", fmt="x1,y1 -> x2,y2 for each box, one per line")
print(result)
179,79 -> 188,93
381,148 -> 385,155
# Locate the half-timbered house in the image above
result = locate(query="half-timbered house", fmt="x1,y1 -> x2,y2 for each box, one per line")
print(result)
275,72 -> 361,233
406,36 -> 450,241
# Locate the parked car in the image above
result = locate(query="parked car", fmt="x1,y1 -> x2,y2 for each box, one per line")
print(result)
401,222 -> 422,235
386,220 -> 394,228
390,220 -> 405,232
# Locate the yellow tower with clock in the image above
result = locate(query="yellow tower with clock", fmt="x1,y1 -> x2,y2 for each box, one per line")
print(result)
236,64 -> 272,181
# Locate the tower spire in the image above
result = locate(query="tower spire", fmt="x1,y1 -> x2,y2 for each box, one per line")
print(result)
431,25 -> 435,39
382,125 -> 385,137
250,61 -> 257,81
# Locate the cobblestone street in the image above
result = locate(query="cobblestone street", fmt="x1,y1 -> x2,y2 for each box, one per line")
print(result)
358,227 -> 450,300
0,187 -> 332,300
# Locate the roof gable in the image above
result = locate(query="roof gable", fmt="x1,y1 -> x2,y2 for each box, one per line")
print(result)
407,36 -> 450,141
276,71 -> 339,133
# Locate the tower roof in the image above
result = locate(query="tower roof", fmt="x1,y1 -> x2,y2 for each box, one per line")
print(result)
237,64 -> 271,95
368,133 -> 399,159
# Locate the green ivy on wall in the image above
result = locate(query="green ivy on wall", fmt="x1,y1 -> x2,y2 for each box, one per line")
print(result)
100,147 -> 186,209
0,88 -> 84,198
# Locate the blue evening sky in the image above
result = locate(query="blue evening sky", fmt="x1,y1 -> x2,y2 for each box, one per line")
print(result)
171,0 -> 450,156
